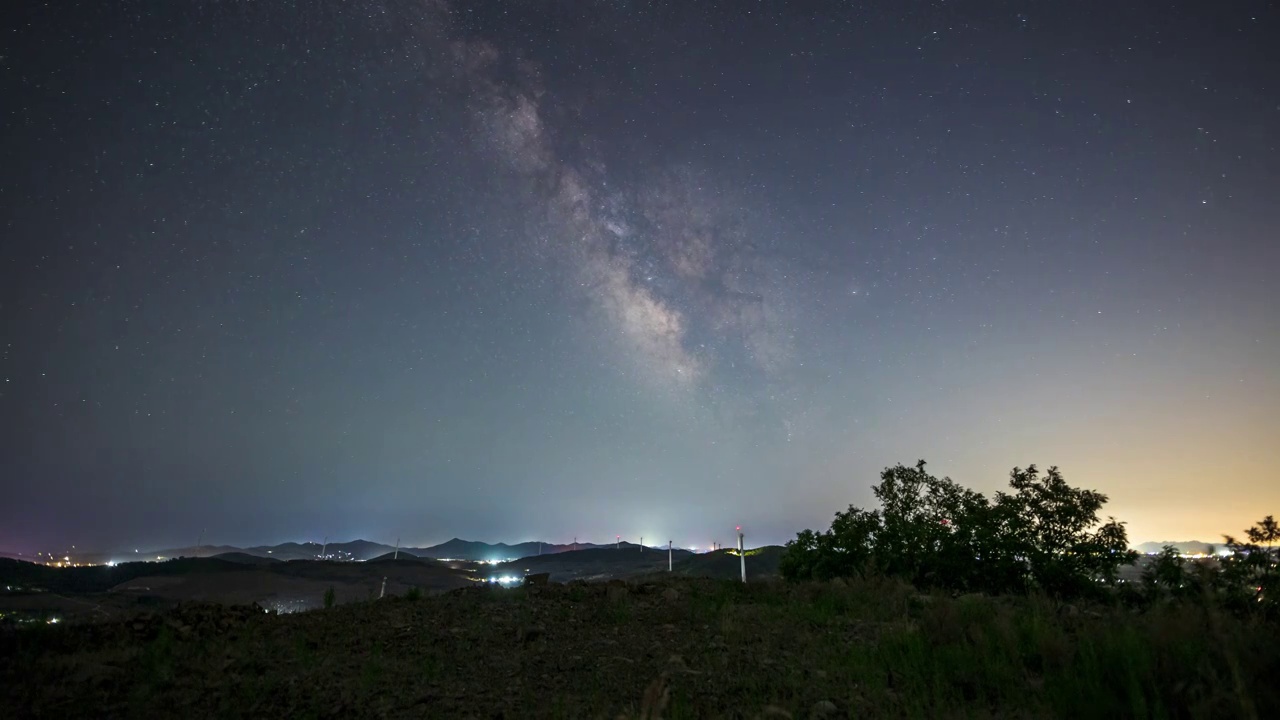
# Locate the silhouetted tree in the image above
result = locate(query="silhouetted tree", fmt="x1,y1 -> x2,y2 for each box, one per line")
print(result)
995,465 -> 1134,596
1141,545 -> 1188,598
780,461 -> 1136,598
1221,515 -> 1279,614
1246,515 -> 1280,544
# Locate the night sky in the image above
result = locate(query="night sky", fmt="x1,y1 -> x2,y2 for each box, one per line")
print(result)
3,1 -> 1277,555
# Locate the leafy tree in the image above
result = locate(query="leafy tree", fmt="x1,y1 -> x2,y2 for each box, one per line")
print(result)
995,465 -> 1135,596
823,506 -> 882,578
778,529 -> 824,581
1246,515 -> 1280,548
781,460 -> 1136,598
1221,515 -> 1280,614
323,585 -> 336,609
872,461 -> 982,587
779,509 -> 880,582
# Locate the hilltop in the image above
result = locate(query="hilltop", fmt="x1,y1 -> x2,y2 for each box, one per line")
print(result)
4,575 -> 1274,718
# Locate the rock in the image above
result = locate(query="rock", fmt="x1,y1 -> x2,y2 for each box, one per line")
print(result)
760,706 -> 793,718
1060,604 -> 1079,617
811,700 -> 838,717
661,588 -> 680,602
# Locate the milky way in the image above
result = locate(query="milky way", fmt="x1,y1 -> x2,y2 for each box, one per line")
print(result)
427,1 -> 800,412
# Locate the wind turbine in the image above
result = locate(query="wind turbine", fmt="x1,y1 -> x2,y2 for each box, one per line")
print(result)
737,526 -> 745,583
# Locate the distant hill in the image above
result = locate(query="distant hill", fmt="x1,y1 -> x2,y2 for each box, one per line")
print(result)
242,542 -> 325,561
211,552 -> 281,565
147,545 -> 244,561
52,538 -> 666,567
674,546 -> 785,580
409,538 -> 608,562
1135,541 -> 1219,555
236,540 -> 402,562
491,545 -> 687,582
366,551 -> 424,563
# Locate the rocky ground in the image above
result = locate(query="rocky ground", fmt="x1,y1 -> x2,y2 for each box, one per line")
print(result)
3,575 -> 1276,719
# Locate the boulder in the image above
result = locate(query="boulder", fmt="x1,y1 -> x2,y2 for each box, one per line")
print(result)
811,700 -> 838,717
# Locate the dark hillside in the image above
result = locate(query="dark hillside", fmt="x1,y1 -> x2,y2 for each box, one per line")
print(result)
673,547 -> 784,580
211,552 -> 282,565
496,546 -> 693,582
3,576 -> 1275,718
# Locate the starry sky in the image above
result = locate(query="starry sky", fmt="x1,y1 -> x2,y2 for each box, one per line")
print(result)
2,1 -> 1277,555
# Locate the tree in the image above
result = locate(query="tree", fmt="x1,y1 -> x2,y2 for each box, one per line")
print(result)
995,465 -> 1135,596
780,461 -> 1136,598
779,509 -> 880,581
870,461 -> 989,589
1141,545 -> 1188,599
1221,515 -> 1280,614
1245,515 -> 1280,561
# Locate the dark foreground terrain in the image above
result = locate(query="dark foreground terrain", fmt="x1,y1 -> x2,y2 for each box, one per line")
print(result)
4,575 -> 1277,719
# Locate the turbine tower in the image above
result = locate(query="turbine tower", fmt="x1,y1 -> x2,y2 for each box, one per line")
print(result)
737,526 -> 746,583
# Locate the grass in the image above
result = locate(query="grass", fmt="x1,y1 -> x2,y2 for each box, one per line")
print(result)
2,577 -> 1276,718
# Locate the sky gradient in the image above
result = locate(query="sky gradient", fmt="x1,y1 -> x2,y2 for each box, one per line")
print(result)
2,1 -> 1278,554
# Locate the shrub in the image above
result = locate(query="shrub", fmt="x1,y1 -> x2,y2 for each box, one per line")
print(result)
323,585 -> 336,609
